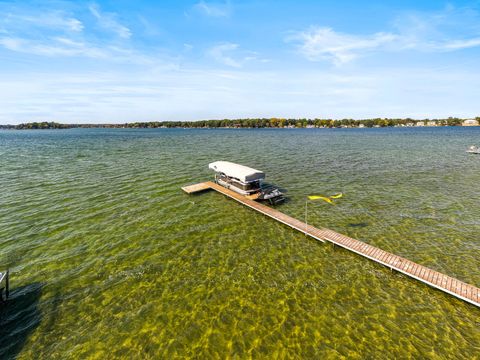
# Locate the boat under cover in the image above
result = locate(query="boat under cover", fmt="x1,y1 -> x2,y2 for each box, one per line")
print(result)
208,161 -> 265,183
208,161 -> 285,204
467,145 -> 480,154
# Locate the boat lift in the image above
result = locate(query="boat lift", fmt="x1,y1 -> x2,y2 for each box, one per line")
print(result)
466,145 -> 480,154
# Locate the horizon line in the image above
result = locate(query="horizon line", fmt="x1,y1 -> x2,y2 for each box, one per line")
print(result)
1,116 -> 479,126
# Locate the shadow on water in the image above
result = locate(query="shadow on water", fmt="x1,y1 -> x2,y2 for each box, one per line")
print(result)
347,222 -> 369,228
271,197 -> 290,206
0,283 -> 43,360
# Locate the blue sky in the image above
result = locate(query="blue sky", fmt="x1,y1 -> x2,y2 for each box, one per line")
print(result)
1,0 -> 480,124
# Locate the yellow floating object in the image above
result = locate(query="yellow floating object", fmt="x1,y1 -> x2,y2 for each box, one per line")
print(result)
330,193 -> 343,199
308,195 -> 334,204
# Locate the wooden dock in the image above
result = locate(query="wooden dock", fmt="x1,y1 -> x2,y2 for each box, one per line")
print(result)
183,182 -> 480,308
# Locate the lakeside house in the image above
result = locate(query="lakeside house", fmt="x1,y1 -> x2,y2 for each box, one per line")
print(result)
462,119 -> 479,126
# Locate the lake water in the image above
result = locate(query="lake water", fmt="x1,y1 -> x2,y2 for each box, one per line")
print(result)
0,127 -> 479,358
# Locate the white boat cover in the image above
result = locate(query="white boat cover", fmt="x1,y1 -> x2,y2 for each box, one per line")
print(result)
209,161 -> 265,183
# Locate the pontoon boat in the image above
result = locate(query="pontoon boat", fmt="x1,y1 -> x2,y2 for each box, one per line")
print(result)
467,145 -> 480,154
209,161 -> 285,204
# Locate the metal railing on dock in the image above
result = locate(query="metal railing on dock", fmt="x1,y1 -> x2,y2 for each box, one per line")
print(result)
182,182 -> 480,308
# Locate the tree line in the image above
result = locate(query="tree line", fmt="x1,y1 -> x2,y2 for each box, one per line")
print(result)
1,117 -> 478,130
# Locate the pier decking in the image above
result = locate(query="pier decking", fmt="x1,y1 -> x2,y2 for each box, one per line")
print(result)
183,181 -> 480,308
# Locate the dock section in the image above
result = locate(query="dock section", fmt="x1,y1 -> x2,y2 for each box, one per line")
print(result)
183,182 -> 480,308
182,182 -> 212,194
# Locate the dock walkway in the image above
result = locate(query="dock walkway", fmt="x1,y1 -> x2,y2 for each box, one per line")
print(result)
182,182 -> 480,308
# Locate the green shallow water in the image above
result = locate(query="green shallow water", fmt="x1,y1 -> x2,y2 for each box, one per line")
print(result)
0,127 -> 479,359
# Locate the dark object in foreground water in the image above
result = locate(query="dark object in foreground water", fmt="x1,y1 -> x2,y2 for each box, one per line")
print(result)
0,282 -> 43,359
0,270 -> 9,304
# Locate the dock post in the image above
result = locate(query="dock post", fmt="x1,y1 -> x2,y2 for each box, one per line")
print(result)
5,269 -> 9,299
305,200 -> 308,235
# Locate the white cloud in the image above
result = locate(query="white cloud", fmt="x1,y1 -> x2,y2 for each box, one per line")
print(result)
287,27 -> 397,65
138,15 -> 161,36
183,43 -> 194,52
206,43 -> 267,67
0,37 -> 23,51
0,35 -> 160,65
193,1 -> 231,17
2,66 -> 479,124
0,3 -> 150,63
393,6 -> 480,52
439,38 -> 480,50
1,3 -> 480,124
207,43 -> 242,67
0,35 -> 108,58
88,3 -> 131,39
288,6 -> 480,64
1,11 -> 83,32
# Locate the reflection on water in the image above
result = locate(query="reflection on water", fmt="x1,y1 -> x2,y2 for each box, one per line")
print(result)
0,127 -> 479,358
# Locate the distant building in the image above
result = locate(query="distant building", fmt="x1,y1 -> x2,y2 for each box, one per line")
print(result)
462,119 -> 479,126
426,121 -> 438,126
358,124 -> 365,128
416,121 -> 425,127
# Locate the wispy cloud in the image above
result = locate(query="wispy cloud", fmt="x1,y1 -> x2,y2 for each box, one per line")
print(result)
206,43 -> 268,67
393,5 -> 480,52
0,6 -> 93,58
287,27 -> 397,65
2,66 -> 479,124
0,9 -> 84,34
193,1 -> 231,17
0,3 -> 156,64
439,38 -> 480,50
207,42 -> 242,67
0,35 -> 152,63
88,3 -> 131,39
0,37 -> 23,52
1,1 -> 480,124
0,33 -> 166,66
288,5 -> 480,65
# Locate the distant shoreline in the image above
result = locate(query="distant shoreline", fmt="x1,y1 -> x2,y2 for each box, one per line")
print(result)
1,117 -> 479,130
